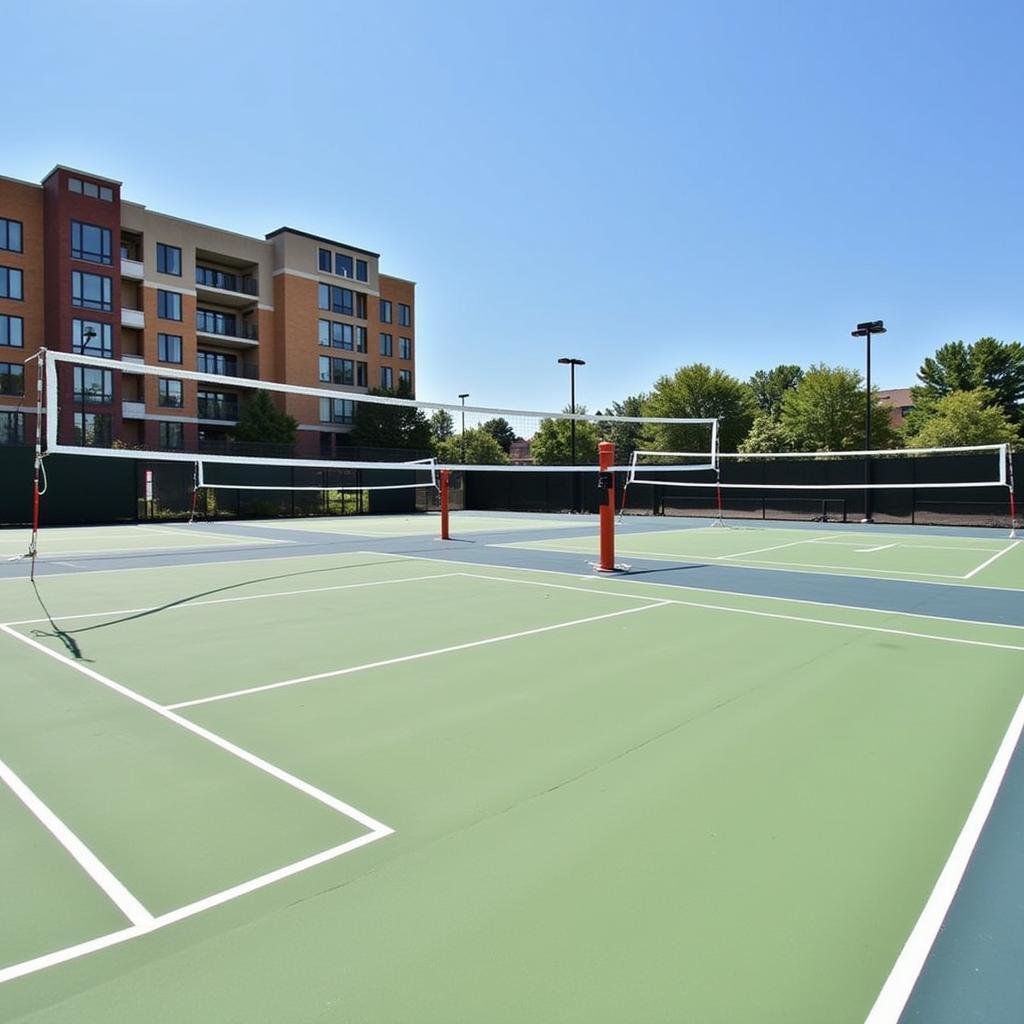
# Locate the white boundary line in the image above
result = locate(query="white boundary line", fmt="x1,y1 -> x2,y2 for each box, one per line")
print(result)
0,623 -> 395,984
717,535 -> 838,559
489,541 -> 992,583
133,524 -> 292,547
2,572 -> 461,628
2,541 -> 1022,595
863,693 -> 1024,1024
962,540 -> 1021,580
0,757 -> 153,927
166,600 -> 672,709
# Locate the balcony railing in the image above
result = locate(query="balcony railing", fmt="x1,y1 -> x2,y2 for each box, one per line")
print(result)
197,359 -> 259,380
195,268 -> 259,296
120,257 -> 145,280
196,317 -> 259,342
198,398 -> 240,421
121,308 -> 145,330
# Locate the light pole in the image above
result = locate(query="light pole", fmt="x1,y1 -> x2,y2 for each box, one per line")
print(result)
458,393 -> 469,463
851,320 -> 886,523
558,357 -> 586,511
79,325 -> 97,445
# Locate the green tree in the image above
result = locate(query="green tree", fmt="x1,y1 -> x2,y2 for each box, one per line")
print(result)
914,338 -> 1024,423
738,412 -> 795,454
435,427 -> 511,464
598,394 -> 651,462
748,364 -> 804,418
780,363 -> 895,451
905,389 -> 1021,448
480,417 -> 517,454
350,382 -> 432,451
429,409 -> 454,443
530,406 -> 602,465
645,364 -> 755,452
232,390 -> 298,445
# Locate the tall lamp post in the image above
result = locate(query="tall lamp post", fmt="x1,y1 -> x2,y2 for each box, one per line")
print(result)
78,325 -> 97,445
850,320 -> 886,523
558,357 -> 586,511
458,393 -> 469,463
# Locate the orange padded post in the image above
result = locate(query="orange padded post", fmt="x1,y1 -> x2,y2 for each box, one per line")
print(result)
440,468 -> 450,540
598,441 -> 615,572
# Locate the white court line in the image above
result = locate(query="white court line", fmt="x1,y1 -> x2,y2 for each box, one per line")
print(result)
167,600 -> 672,709
717,535 -> 838,559
0,625 -> 392,835
453,572 -> 1024,652
0,829 -> 386,986
134,524 -> 291,547
491,541 -> 973,580
863,693 -> 1024,1024
373,551 -> 1024,630
0,756 -> 153,927
856,544 -> 898,553
2,572 -> 461,627
962,540 -> 1021,580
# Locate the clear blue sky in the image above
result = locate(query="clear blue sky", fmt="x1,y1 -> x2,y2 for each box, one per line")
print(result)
4,0 -> 1022,413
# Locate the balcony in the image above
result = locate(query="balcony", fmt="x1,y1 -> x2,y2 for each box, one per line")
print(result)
197,397 -> 240,422
122,401 -> 146,419
197,358 -> 259,380
195,266 -> 259,308
121,258 -> 145,280
195,319 -> 259,349
121,308 -> 145,330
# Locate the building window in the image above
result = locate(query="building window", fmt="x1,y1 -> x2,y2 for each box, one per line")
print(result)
72,271 -> 112,311
398,303 -> 411,327
379,299 -> 392,323
356,361 -> 367,387
158,333 -> 183,364
355,325 -> 367,352
159,421 -> 184,449
318,283 -> 330,310
329,286 -> 354,316
318,248 -> 332,272
196,265 -> 240,291
198,391 -> 238,420
335,253 -> 353,278
0,363 -> 24,396
399,369 -> 412,389
0,218 -> 22,253
319,355 -> 355,386
71,221 -> 112,265
318,319 -> 331,347
399,337 -> 412,360
67,178 -> 113,202
356,259 -> 368,282
379,366 -> 393,389
0,314 -> 23,348
319,397 -> 355,424
157,243 -> 183,276
334,322 -> 353,350
157,289 -> 182,321
0,411 -> 25,444
356,293 -> 367,319
196,309 -> 237,336
73,366 -> 113,404
159,378 -> 183,408
198,351 -> 238,376
379,333 -> 393,356
0,266 -> 24,300
73,319 -> 112,357
73,411 -> 112,445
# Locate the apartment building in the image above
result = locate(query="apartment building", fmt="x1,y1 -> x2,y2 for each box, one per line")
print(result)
0,165 -> 416,456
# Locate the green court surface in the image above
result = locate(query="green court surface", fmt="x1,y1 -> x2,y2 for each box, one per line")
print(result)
1,549 -> 1022,1022
244,512 -> 588,536
504,524 -> 1024,588
0,524 -> 284,559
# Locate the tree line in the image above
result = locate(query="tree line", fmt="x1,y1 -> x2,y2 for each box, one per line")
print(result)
233,337 -> 1023,462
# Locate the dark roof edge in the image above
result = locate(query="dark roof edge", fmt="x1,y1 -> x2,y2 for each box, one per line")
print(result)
265,226 -> 380,259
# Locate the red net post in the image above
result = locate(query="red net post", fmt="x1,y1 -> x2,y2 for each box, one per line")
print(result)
440,469 -> 450,540
597,441 -> 615,571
